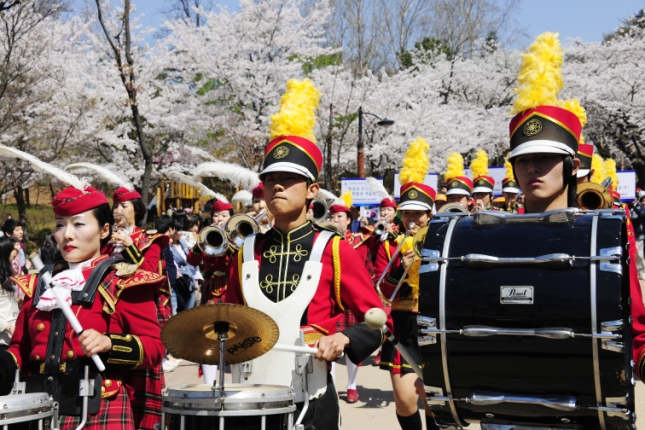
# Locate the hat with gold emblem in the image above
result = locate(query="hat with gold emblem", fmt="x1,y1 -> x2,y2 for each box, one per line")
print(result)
508,33 -> 586,159
260,79 -> 322,182
398,138 -> 435,211
445,152 -> 473,196
470,150 -> 494,194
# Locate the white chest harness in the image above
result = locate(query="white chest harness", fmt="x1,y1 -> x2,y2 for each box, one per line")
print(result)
231,230 -> 334,402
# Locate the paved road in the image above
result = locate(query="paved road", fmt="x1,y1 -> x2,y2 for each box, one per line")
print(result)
164,354 -> 645,429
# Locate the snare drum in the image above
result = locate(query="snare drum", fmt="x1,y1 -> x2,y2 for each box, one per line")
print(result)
418,210 -> 634,429
162,384 -> 296,429
0,392 -> 56,428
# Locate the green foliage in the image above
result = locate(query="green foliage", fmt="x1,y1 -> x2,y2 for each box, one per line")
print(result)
197,78 -> 221,96
399,37 -> 453,69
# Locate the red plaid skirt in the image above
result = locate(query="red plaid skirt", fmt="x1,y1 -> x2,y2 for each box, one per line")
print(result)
127,365 -> 163,430
59,384 -> 134,429
156,292 -> 172,327
336,309 -> 358,330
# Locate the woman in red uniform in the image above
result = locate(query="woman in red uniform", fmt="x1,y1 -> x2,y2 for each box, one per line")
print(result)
108,186 -> 170,430
0,184 -> 165,429
187,199 -> 234,385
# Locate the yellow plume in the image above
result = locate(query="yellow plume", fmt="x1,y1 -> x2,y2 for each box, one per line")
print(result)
559,98 -> 587,128
504,155 -> 514,180
399,137 -> 430,185
510,32 -> 564,115
590,154 -> 604,184
445,152 -> 465,182
603,159 -> 618,189
269,79 -> 320,143
470,150 -> 489,178
340,190 -> 353,208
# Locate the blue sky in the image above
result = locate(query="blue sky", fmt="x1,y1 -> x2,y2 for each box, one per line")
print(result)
81,0 -> 643,45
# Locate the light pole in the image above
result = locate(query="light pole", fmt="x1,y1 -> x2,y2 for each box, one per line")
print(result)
357,106 -> 394,178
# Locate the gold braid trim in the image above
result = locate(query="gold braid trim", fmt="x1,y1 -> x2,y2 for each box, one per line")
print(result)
133,335 -> 144,369
332,236 -> 345,311
638,349 -> 645,381
7,351 -> 19,369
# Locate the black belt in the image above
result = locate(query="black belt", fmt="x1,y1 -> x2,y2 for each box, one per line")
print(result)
204,271 -> 226,278
31,358 -> 96,375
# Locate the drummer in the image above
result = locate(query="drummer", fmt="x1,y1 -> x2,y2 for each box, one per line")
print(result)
0,180 -> 165,429
226,79 -> 392,430
470,150 -> 495,212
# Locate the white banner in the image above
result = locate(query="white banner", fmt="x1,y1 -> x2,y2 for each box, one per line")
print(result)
393,173 -> 439,198
340,178 -> 384,206
617,170 -> 636,202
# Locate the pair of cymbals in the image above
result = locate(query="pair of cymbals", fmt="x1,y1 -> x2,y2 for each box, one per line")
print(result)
161,304 -> 280,365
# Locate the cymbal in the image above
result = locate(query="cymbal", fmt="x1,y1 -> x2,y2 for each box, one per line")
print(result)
161,303 -> 280,365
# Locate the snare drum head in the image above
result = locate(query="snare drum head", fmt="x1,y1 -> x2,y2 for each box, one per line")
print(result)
167,383 -> 292,399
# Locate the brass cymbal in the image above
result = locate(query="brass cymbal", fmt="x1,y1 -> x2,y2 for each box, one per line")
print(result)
161,303 -> 280,365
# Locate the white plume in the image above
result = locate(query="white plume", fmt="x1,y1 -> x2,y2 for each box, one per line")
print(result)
231,190 -> 253,205
192,162 -> 260,190
65,163 -> 134,190
0,145 -> 87,190
167,172 -> 229,203
366,177 -> 390,199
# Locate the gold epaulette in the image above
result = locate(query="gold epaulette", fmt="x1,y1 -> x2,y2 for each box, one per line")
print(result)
10,274 -> 38,298
116,270 -> 165,289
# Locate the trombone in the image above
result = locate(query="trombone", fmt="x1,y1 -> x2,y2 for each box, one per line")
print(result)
375,222 -> 415,304
311,197 -> 329,223
576,178 -> 613,210
438,202 -> 469,213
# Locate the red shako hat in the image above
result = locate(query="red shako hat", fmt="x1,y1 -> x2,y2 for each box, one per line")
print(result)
399,182 -> 436,211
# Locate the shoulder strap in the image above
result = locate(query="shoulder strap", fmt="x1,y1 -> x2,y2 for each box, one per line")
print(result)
310,230 -> 334,263
32,263 -> 57,307
73,258 -> 119,305
243,234 -> 257,263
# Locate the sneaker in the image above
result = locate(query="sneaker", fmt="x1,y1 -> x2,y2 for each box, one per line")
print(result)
346,388 -> 358,403
372,351 -> 381,366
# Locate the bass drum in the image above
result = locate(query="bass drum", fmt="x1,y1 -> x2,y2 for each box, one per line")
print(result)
418,209 -> 634,430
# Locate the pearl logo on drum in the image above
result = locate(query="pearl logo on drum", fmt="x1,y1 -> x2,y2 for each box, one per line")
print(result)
500,286 -> 534,304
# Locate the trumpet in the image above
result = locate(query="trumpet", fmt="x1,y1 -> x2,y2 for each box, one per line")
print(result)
375,222 -> 416,304
373,221 -> 387,236
438,202 -> 469,213
109,213 -> 130,248
311,197 -> 329,223
198,225 -> 229,256
225,212 -> 266,250
576,178 -> 613,210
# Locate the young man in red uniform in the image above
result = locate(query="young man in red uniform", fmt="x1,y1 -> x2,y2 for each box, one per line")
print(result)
225,79 -> 391,430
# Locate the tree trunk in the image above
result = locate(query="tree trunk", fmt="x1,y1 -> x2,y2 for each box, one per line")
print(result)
13,185 -> 28,241
24,187 -> 30,207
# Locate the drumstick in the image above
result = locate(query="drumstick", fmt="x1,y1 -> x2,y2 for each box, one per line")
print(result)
364,307 -> 423,379
272,343 -> 345,359
50,285 -> 106,372
31,256 -> 106,373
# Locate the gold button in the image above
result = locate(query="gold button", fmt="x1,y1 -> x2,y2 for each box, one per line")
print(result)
66,351 -> 74,358
34,355 -> 40,361
105,379 -> 112,387
125,335 -> 132,342
37,323 -> 45,331
101,387 -> 105,394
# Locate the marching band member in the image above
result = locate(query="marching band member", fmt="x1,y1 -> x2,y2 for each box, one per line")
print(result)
576,142 -> 595,184
226,79 -> 391,430
434,193 -> 447,212
444,152 -> 473,210
65,163 -> 171,430
187,198 -> 234,385
470,150 -> 495,211
0,156 -> 164,429
374,138 -> 438,430
501,157 -> 524,213
502,32 -> 645,390
329,190 -> 372,403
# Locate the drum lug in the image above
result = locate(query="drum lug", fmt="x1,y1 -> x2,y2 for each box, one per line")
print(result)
601,320 -> 624,352
418,317 -> 438,345
420,249 -> 440,273
604,397 -> 630,420
599,246 -> 623,274
424,385 -> 447,406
